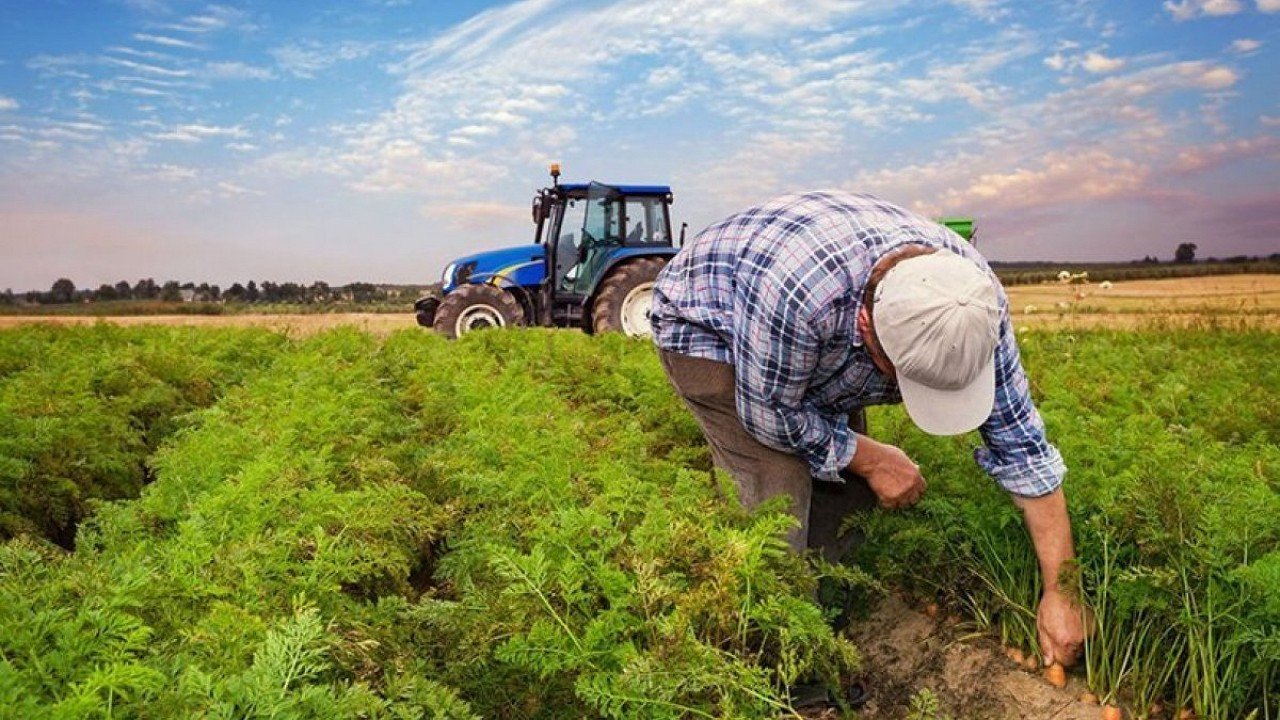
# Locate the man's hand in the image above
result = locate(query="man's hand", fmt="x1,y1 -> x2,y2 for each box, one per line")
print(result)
848,435 -> 925,510
1037,588 -> 1087,666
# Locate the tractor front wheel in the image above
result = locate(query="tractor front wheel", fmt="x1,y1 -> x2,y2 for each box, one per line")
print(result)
432,284 -> 525,339
414,296 -> 440,328
592,257 -> 667,338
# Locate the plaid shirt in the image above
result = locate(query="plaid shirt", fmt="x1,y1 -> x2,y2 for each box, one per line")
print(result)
651,191 -> 1065,497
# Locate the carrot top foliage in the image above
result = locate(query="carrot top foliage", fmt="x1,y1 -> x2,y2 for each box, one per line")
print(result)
0,325 -> 1274,718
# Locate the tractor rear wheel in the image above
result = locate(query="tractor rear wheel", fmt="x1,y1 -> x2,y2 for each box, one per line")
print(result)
591,257 -> 667,338
432,284 -> 525,339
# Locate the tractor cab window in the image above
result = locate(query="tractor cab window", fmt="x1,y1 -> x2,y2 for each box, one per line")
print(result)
623,197 -> 670,245
554,198 -> 587,291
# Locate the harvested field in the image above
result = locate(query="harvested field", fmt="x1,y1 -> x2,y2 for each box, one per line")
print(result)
3,275 -> 1278,333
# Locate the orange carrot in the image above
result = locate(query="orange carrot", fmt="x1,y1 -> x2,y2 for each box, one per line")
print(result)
1005,646 -> 1025,665
1102,704 -> 1123,720
1044,662 -> 1067,688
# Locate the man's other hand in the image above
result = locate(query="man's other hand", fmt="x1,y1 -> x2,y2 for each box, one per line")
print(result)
848,435 -> 926,510
1037,588 -> 1087,666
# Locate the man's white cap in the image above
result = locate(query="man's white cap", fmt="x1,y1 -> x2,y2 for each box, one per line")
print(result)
872,250 -> 1001,436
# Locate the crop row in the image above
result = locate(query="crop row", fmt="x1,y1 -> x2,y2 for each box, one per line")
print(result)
0,325 -> 285,545
0,329 -> 852,718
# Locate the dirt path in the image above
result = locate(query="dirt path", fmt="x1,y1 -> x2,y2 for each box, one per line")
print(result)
846,596 -> 1100,720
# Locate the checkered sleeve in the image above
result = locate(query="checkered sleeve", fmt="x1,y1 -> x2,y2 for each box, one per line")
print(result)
731,266 -> 857,483
974,288 -> 1067,497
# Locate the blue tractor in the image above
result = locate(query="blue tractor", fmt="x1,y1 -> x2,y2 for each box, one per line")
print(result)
416,165 -> 683,339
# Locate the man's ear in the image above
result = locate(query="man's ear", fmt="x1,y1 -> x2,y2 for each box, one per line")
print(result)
857,304 -> 871,337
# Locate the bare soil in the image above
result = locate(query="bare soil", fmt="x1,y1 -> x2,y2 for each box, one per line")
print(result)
842,596 -> 1100,720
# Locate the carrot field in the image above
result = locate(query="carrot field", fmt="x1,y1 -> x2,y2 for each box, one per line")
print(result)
0,324 -> 1275,719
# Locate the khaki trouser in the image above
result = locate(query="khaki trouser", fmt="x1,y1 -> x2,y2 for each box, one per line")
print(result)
658,349 -> 876,560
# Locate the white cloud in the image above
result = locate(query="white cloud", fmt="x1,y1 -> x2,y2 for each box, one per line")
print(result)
216,181 -> 262,197
0,96 -> 17,111
1172,136 -> 1279,172
133,33 -> 204,50
947,0 -> 1005,20
203,61 -> 274,80
1164,0 -> 1244,20
164,5 -> 249,34
1258,0 -> 1280,10
1082,51 -> 1125,73
1230,38 -> 1262,53
1262,115 -> 1280,127
102,55 -> 189,77
271,41 -> 380,78
144,164 -> 199,181
152,123 -> 248,142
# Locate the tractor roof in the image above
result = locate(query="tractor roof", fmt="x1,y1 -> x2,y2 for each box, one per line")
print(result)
558,183 -> 672,197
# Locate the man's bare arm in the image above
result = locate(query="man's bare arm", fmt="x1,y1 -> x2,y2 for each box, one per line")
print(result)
1012,488 -> 1086,666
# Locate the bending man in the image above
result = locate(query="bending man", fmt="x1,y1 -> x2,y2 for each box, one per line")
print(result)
650,190 -> 1085,666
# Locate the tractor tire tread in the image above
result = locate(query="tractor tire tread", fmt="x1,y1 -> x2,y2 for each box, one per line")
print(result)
592,257 -> 667,336
432,284 -> 525,339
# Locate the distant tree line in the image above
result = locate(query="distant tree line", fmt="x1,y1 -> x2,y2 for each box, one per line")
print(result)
0,279 -> 416,306
990,252 -> 1280,286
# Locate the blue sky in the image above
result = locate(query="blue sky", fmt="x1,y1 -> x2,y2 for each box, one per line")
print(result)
0,0 -> 1277,290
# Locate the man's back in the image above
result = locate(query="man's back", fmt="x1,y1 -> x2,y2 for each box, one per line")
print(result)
650,190 -> 992,365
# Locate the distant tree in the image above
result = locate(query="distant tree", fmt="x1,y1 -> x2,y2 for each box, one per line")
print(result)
209,284 -> 221,301
260,281 -> 280,303
225,282 -> 246,302
114,281 -> 133,300
134,279 -> 159,299
160,281 -> 182,302
246,280 -> 260,303
0,289 -> 14,306
344,282 -> 378,303
309,281 -> 331,303
96,283 -> 119,301
1174,243 -> 1197,264
49,278 -> 76,304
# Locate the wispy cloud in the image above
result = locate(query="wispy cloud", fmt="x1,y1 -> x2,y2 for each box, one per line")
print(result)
152,123 -> 248,142
163,4 -> 248,34
133,33 -> 205,50
1164,0 -> 1245,20
0,96 -> 17,111
270,41 -> 381,78
1229,38 -> 1262,53
102,55 -> 190,77
1172,135 -> 1279,172
202,61 -> 274,80
1082,51 -> 1125,73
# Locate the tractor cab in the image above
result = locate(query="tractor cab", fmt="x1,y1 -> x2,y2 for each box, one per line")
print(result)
533,175 -> 678,328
